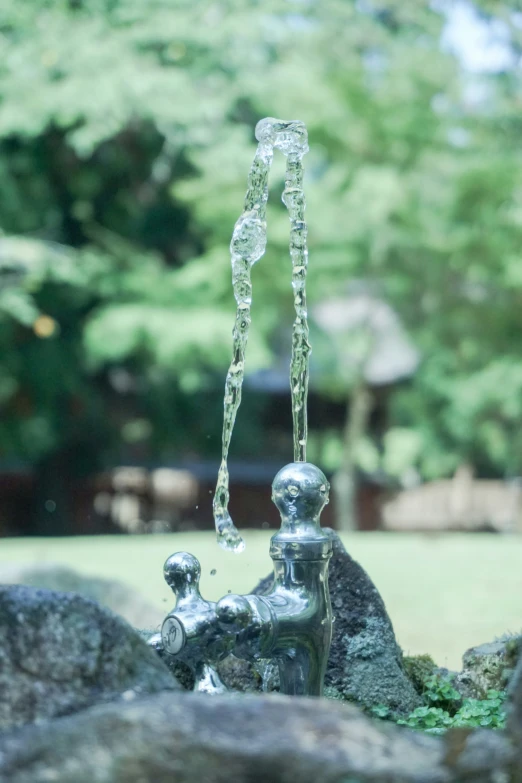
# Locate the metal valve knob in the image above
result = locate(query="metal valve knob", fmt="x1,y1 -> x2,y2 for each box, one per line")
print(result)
216,594 -> 253,634
161,552 -> 206,656
149,552 -> 235,694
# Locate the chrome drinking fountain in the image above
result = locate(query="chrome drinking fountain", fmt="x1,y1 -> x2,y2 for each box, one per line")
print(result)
149,119 -> 333,696
149,462 -> 333,696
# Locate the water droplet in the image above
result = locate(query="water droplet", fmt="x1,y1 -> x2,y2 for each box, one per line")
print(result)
261,521 -> 269,530
288,485 -> 299,497
45,500 -> 56,512
230,211 -> 267,265
210,569 -> 217,576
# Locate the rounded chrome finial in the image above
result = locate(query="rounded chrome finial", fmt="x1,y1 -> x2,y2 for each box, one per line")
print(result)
216,595 -> 253,633
163,552 -> 201,593
272,462 -> 329,522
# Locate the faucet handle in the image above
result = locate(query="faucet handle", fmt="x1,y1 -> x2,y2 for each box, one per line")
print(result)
216,594 -> 253,634
161,552 -> 214,657
163,551 -> 204,610
154,551 -> 234,694
216,593 -> 276,661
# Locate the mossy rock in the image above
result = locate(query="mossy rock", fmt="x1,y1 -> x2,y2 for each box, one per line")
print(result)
457,637 -> 522,699
252,530 -> 421,715
403,654 -> 438,695
0,586 -> 179,732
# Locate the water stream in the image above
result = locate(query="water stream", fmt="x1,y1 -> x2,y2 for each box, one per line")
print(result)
213,118 -> 311,551
283,147 -> 311,463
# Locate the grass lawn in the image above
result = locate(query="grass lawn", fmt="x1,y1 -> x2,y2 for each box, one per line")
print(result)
1,531 -> 521,670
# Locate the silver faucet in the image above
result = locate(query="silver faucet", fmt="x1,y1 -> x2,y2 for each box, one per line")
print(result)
149,462 -> 333,696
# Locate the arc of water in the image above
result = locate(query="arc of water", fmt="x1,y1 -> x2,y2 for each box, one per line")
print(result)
213,118 -> 311,552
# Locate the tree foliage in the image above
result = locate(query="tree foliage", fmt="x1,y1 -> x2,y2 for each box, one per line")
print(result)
1,0 -> 522,484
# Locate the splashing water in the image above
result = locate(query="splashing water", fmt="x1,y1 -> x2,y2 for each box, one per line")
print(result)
213,118 -> 311,552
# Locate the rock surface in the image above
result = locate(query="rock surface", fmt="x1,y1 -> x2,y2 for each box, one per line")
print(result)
442,727 -> 515,782
0,692 -> 455,783
0,691 -> 514,783
217,653 -> 261,692
252,530 -> 421,714
0,562 -> 164,629
507,652 -> 522,774
456,637 -> 522,699
0,585 -> 179,732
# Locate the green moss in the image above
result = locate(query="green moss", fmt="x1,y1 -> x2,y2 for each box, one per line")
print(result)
403,654 -> 438,695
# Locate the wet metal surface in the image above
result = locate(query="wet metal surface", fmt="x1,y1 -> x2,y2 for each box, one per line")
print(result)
152,462 -> 333,696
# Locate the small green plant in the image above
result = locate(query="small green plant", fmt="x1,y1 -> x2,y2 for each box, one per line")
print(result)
397,689 -> 507,734
370,704 -> 391,720
451,691 -> 507,729
423,673 -> 462,712
397,706 -> 453,734
369,669 -> 508,735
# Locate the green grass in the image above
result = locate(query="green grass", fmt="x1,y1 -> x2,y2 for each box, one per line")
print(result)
1,531 -> 521,670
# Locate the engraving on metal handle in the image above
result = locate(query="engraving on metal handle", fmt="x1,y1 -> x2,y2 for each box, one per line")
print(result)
162,616 -> 185,655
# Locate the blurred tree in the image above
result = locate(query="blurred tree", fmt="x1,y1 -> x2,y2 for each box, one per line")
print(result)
1,0 -> 522,531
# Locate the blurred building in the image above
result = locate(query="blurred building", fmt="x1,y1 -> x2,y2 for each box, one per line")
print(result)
383,464 -> 522,533
0,288 -> 424,536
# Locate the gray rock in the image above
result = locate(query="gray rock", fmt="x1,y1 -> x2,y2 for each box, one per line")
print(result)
456,637 -> 522,699
507,653 -> 522,775
217,654 -> 261,692
442,728 -> 515,783
252,530 -> 421,714
0,562 -> 164,629
0,691 -> 450,783
0,585 -> 179,732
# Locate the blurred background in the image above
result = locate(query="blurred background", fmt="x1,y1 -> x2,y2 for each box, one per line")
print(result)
2,0 -> 522,538
2,0 -> 522,664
